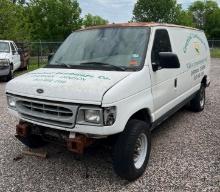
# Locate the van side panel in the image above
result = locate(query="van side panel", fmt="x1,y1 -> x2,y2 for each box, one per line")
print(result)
148,26 -> 210,121
168,27 -> 210,106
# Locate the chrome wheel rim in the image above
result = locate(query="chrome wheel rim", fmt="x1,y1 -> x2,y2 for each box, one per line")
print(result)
133,133 -> 148,169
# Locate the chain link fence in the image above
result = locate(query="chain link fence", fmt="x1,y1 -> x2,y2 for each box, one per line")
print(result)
29,42 -> 62,67
208,40 -> 220,49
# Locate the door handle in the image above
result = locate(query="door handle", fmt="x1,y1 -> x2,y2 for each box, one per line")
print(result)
174,78 -> 177,88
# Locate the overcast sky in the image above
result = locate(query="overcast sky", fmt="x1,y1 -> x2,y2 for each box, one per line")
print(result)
78,0 -> 220,23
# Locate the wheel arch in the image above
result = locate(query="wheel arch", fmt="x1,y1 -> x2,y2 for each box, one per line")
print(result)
128,108 -> 152,126
10,62 -> 14,70
201,75 -> 207,87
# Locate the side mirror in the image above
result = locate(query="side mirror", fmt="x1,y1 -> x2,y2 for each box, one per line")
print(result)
12,50 -> 16,55
158,52 -> 180,69
48,53 -> 54,63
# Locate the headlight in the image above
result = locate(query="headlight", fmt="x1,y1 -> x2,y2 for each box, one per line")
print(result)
85,109 -> 101,124
76,106 -> 116,126
7,96 -> 16,108
0,59 -> 10,66
77,107 -> 103,125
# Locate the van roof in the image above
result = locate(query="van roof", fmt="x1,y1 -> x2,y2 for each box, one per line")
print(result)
79,22 -> 202,32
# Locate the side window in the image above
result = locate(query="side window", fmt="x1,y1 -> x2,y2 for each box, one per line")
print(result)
13,42 -> 18,51
10,43 -> 16,53
151,29 -> 172,64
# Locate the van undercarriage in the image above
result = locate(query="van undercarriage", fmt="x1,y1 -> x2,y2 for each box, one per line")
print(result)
16,120 -> 95,154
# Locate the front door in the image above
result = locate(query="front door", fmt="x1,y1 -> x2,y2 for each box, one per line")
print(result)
149,28 -> 179,120
10,42 -> 20,70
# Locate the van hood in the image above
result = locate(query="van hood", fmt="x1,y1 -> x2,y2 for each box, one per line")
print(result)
0,52 -> 10,59
6,68 -> 131,104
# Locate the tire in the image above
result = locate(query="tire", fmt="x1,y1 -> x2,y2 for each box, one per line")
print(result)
113,119 -> 151,181
5,64 -> 13,82
15,134 -> 47,149
190,84 -> 206,112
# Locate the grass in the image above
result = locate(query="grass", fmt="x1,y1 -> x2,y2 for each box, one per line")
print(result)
210,48 -> 220,58
15,63 -> 45,76
15,58 -> 45,77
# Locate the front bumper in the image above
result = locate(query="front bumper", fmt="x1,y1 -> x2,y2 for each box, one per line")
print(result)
0,66 -> 10,77
8,107 -> 119,136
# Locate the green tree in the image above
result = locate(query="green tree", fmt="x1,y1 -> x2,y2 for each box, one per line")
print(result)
206,9 -> 220,39
83,14 -> 108,27
28,0 -> 82,41
189,0 -> 219,29
133,0 -> 181,23
176,10 -> 194,27
0,0 -> 29,40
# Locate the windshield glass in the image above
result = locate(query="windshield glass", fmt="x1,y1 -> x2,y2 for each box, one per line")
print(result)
49,27 -> 150,71
0,42 -> 10,53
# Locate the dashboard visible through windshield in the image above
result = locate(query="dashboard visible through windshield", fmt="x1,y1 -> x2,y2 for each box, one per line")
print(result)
48,27 -> 150,71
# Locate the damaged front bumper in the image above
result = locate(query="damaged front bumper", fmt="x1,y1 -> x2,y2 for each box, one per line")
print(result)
16,120 -> 95,154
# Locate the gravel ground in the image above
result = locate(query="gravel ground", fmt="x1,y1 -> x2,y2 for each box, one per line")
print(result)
0,59 -> 219,192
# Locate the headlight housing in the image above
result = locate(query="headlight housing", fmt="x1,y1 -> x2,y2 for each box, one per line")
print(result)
84,109 -> 102,124
76,106 -> 116,126
7,96 -> 17,109
0,59 -> 10,67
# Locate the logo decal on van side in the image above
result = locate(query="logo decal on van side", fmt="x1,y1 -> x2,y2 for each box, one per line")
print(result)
193,42 -> 201,55
183,33 -> 207,54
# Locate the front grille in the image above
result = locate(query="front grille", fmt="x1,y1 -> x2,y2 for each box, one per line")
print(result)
16,97 -> 78,128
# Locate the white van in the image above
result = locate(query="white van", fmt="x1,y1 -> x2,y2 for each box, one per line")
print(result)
0,40 -> 21,81
6,23 -> 210,181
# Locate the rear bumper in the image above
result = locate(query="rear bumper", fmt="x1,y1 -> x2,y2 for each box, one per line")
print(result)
0,66 -> 10,76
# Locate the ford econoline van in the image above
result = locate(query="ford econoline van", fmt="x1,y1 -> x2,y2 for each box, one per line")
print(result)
0,40 -> 21,81
6,23 -> 210,181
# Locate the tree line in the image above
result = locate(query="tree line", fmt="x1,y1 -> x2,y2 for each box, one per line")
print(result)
0,0 -> 108,41
133,0 -> 220,39
0,0 -> 219,42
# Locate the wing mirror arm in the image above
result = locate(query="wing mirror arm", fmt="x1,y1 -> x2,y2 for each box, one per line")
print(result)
152,62 -> 159,71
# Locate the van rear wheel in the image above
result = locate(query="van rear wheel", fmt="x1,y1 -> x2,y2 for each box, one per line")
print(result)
190,84 -> 206,112
112,119 -> 151,181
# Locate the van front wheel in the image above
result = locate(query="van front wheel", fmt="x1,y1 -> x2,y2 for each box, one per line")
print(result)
190,84 -> 206,112
4,64 -> 13,82
113,119 -> 151,181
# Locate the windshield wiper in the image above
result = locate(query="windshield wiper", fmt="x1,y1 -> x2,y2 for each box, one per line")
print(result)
80,62 -> 126,71
47,62 -> 71,68
59,63 -> 71,68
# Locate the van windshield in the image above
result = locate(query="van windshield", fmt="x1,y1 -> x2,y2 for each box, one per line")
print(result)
0,42 -> 10,53
48,27 -> 150,71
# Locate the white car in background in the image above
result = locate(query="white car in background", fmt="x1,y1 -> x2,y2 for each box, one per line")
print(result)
0,40 -> 21,81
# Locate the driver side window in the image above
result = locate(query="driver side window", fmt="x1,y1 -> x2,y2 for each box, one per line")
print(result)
151,29 -> 172,64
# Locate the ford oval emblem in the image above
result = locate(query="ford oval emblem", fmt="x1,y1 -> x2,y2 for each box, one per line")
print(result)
36,89 -> 44,94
